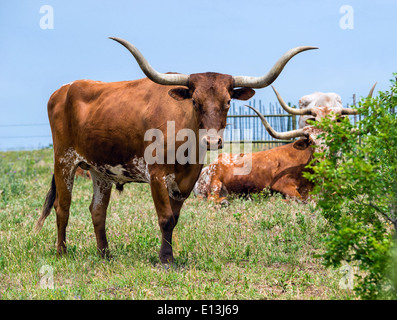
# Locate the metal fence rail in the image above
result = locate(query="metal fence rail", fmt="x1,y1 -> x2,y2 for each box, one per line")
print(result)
225,99 -> 297,149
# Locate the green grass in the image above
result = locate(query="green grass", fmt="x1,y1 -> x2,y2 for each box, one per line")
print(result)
0,148 -> 355,299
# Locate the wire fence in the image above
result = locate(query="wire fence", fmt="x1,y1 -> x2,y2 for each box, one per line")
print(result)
225,100 -> 297,150
0,122 -> 52,151
225,97 -> 361,150
0,98 -> 359,151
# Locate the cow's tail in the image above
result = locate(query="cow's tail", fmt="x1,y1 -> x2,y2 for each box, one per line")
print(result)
34,175 -> 56,234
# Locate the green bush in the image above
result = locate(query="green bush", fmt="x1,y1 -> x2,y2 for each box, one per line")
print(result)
305,74 -> 397,299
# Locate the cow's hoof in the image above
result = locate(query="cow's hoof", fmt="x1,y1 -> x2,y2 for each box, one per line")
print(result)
101,250 -> 113,261
160,255 -> 175,271
162,262 -> 177,271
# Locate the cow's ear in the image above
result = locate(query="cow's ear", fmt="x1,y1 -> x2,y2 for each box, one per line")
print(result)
293,138 -> 310,150
232,88 -> 255,100
168,87 -> 191,101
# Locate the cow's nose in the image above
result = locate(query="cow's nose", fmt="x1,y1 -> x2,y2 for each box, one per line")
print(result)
202,136 -> 224,150
217,137 -> 224,149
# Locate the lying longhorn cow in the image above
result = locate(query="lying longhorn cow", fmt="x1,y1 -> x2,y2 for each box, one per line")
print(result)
34,37 -> 317,264
193,84 -> 376,205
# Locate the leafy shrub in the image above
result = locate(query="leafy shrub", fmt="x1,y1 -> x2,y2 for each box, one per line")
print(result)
305,74 -> 397,299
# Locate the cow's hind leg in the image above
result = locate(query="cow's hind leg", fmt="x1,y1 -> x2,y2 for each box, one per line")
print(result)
89,171 -> 112,257
53,160 -> 76,255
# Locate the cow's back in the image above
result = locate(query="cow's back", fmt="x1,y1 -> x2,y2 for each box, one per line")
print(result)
47,78 -> 195,166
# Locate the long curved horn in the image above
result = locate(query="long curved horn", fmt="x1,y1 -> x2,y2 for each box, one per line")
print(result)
109,37 -> 189,86
367,82 -> 377,98
271,86 -> 313,115
233,46 -> 318,88
341,82 -> 377,115
246,105 -> 308,140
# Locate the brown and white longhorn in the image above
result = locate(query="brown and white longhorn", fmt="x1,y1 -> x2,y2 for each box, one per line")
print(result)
35,37 -> 317,264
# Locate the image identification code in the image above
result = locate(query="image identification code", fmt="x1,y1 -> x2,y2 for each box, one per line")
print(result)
157,303 -> 239,317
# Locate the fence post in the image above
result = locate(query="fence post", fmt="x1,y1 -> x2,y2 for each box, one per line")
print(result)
353,94 -> 357,124
289,102 -> 296,132
292,114 -> 296,131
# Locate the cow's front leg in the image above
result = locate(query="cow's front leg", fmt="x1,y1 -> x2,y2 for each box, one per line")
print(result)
150,175 -> 182,265
208,178 -> 229,207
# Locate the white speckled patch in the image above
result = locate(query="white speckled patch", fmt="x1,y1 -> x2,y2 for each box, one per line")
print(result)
193,165 -> 216,197
59,148 -> 88,192
90,170 -> 112,210
59,148 -> 151,194
99,157 -> 150,183
163,173 -> 186,202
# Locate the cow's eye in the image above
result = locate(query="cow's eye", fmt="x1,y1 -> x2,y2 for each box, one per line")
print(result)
225,100 -> 231,109
192,99 -> 197,108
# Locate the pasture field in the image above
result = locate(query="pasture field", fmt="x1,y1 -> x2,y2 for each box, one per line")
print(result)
0,147 -> 355,300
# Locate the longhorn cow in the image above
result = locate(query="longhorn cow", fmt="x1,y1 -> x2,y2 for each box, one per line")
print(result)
193,84 -> 376,205
35,37 -> 316,264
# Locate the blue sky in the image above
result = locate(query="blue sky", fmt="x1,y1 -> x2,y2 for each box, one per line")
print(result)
0,0 -> 396,150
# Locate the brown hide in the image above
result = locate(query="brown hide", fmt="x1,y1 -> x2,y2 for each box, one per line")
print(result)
47,75 -> 247,194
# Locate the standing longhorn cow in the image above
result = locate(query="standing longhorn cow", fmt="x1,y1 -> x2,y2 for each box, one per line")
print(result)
193,84 -> 376,205
34,37 -> 317,264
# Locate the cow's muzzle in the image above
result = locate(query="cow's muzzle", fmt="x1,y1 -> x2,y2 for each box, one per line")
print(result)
201,135 -> 224,150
